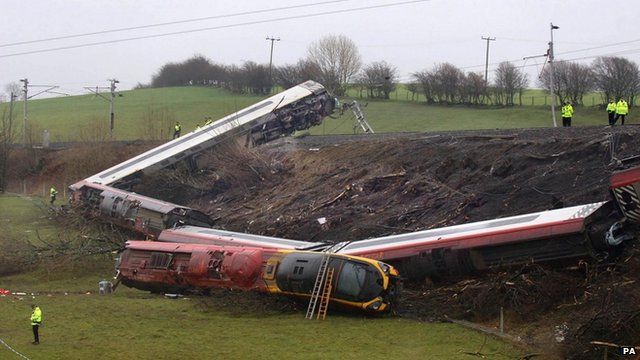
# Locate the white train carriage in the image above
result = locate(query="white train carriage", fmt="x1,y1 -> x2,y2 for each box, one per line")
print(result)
75,80 -> 334,188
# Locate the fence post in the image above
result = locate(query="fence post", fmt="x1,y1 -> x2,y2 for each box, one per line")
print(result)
544,96 -> 547,106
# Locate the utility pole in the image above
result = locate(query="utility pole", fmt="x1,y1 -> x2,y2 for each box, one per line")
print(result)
548,23 -> 559,128
8,92 -> 17,134
109,78 -> 118,139
19,78 -> 59,146
481,36 -> 496,84
266,36 -> 280,88
85,78 -> 119,140
20,79 -> 28,146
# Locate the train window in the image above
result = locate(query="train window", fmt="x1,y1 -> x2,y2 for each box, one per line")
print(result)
149,252 -> 173,269
336,262 -> 368,300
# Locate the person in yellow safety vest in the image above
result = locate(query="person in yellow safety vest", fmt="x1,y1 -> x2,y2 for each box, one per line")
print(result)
606,99 -> 617,125
49,186 -> 58,205
173,122 -> 182,139
561,102 -> 574,127
30,304 -> 42,345
615,98 -> 629,125
204,116 -> 213,126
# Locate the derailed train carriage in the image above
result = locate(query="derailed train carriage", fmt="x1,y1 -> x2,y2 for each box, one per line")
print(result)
117,241 -> 399,312
70,80 -> 640,313
113,167 -> 640,312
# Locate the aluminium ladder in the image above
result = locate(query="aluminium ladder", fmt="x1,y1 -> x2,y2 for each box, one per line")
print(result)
350,101 -> 374,134
305,242 -> 350,320
316,267 -> 334,320
305,252 -> 332,319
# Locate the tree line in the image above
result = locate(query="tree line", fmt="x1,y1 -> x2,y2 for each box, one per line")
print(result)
143,34 -> 640,107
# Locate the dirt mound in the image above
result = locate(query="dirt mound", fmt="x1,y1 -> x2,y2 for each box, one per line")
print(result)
142,127 -> 638,242
133,126 -> 640,359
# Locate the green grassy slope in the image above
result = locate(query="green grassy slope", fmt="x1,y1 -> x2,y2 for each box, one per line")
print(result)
313,100 -> 609,135
0,195 -> 59,243
3,87 -> 263,142
1,86 -> 616,142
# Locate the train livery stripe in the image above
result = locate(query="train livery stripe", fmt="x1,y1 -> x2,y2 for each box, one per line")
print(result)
613,186 -> 640,222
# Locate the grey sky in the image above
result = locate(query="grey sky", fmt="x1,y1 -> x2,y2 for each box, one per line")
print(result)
1,0 -> 639,96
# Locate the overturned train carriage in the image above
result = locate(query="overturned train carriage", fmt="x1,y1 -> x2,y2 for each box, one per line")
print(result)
117,241 -> 399,312
339,201 -> 631,279
70,181 -> 214,238
151,166 -> 640,282
75,80 -> 335,189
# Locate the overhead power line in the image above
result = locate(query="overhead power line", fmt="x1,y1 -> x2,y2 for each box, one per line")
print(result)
460,42 -> 640,72
555,38 -> 640,56
0,0 -> 431,58
0,0 -> 349,48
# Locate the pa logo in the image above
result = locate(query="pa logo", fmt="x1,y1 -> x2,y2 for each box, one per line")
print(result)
621,346 -> 637,356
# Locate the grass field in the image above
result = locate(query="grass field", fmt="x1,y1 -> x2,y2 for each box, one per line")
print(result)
0,196 -> 524,359
0,85 -> 618,143
0,195 -> 60,243
0,293 -> 522,360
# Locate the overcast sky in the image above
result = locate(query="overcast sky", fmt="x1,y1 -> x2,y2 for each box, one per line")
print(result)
1,0 -> 639,97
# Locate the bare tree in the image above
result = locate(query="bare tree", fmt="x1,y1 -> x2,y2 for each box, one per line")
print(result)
306,34 -> 362,96
356,61 -> 398,99
592,56 -> 640,104
150,55 -> 219,88
432,63 -> 464,104
461,72 -> 487,105
275,59 -> 320,89
539,61 -> 594,105
493,62 -> 528,106
412,70 -> 436,104
241,61 -> 271,95
4,82 -> 21,97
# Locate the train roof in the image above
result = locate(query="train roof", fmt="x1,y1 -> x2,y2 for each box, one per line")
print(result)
337,202 -> 606,260
159,226 -> 324,249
